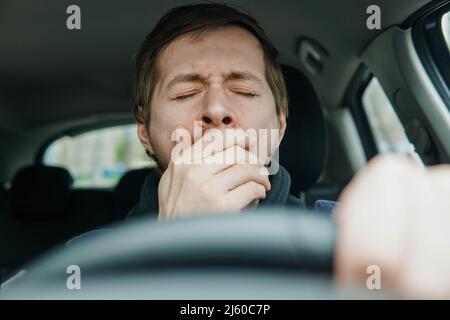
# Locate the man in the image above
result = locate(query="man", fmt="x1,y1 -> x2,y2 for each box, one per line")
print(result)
123,3 -> 450,297
129,3 -> 305,220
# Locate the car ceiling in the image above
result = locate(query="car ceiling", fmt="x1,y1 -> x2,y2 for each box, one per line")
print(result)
0,0 -> 432,133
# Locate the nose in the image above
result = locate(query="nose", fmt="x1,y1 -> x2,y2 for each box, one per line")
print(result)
199,87 -> 237,130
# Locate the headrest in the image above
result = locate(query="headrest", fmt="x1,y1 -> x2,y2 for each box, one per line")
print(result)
113,167 -> 153,219
10,165 -> 73,221
279,65 -> 327,194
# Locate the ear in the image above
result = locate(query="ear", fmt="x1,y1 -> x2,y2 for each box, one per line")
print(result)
137,121 -> 155,156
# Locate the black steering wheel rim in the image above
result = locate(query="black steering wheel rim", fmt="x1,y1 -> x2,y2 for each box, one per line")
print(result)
1,208 -> 337,299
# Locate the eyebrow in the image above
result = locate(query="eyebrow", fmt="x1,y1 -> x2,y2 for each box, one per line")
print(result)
165,71 -> 264,92
224,71 -> 264,87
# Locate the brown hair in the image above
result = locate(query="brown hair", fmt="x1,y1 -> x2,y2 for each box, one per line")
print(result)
133,3 -> 288,126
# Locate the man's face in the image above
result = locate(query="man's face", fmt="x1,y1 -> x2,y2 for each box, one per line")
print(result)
138,26 -> 286,170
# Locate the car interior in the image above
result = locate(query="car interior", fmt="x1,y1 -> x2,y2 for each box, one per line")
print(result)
0,0 -> 449,296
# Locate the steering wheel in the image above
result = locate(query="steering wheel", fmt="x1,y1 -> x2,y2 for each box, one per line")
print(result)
1,208 -> 338,299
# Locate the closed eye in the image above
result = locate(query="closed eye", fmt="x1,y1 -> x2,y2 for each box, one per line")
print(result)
173,91 -> 199,101
231,90 -> 258,97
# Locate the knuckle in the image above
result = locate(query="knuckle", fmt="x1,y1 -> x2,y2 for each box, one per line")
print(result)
252,164 -> 263,176
250,181 -> 265,198
251,165 -> 268,182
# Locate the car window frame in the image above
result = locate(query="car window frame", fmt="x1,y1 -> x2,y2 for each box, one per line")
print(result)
345,65 -> 378,161
411,1 -> 450,109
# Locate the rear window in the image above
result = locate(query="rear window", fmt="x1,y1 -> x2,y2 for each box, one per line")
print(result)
43,124 -> 154,188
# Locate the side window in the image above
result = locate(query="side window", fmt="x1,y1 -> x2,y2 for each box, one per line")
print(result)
443,11 -> 450,51
43,124 -> 154,188
361,77 -> 418,158
413,4 -> 450,107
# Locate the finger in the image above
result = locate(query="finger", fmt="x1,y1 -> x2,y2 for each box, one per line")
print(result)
199,144 -> 265,175
212,163 -> 271,192
194,128 -> 257,160
225,180 -> 267,210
